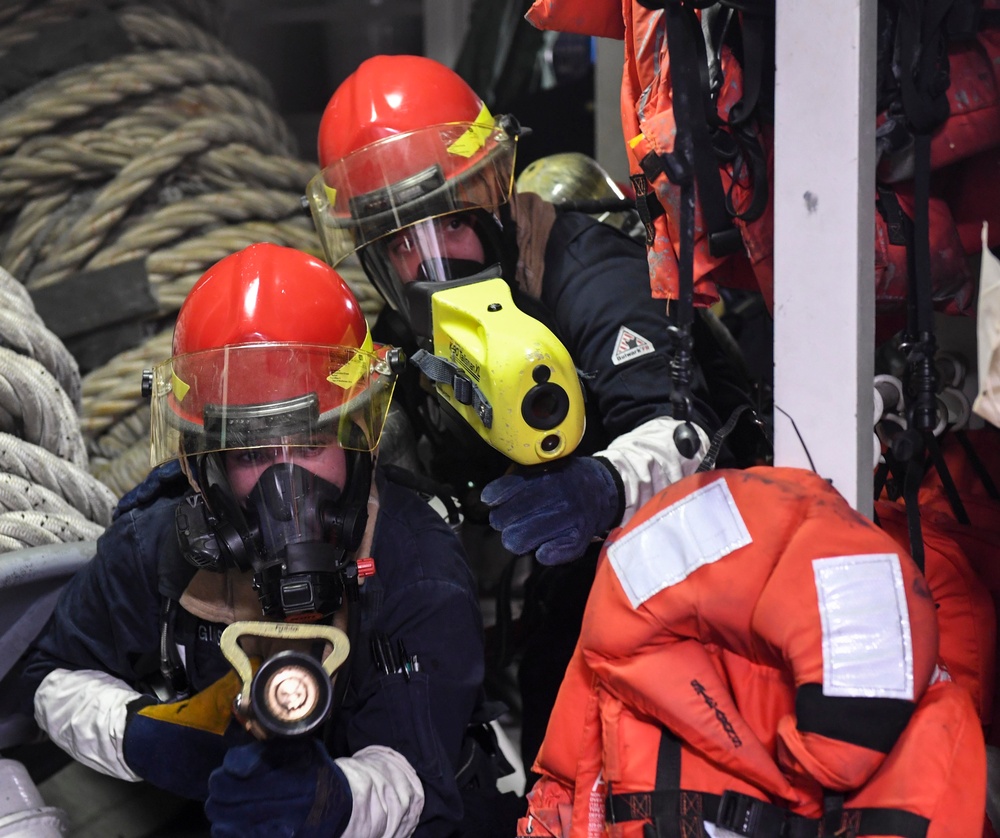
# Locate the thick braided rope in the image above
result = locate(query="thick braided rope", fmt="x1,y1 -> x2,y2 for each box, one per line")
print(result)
0,433 -> 115,527
0,471 -> 97,520
25,113 -> 296,288
0,348 -> 87,468
79,329 -> 172,439
0,261 -> 113,548
0,49 -> 275,157
0,89 -> 294,214
0,265 -> 80,408
90,439 -> 154,500
0,0 -> 82,50
0,510 -> 106,550
0,0 -> 219,49
88,188 -> 312,271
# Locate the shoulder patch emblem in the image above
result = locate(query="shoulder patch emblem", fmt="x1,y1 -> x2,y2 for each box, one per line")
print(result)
612,326 -> 655,365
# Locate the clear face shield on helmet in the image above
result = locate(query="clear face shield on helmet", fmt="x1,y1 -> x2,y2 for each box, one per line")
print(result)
305,113 -> 518,323
146,342 -> 399,621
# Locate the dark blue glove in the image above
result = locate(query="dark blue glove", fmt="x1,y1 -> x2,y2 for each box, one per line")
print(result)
122,668 -> 253,800
480,456 -> 623,565
206,737 -> 352,838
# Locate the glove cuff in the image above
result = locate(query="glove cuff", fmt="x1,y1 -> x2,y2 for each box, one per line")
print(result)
592,456 -> 626,533
124,694 -> 157,722
301,751 -> 353,838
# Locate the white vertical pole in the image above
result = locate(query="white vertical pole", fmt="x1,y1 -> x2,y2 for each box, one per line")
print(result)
772,0 -> 877,515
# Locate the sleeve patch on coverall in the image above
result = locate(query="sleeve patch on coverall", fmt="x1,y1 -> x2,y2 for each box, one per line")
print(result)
611,325 -> 655,365
608,478 -> 752,608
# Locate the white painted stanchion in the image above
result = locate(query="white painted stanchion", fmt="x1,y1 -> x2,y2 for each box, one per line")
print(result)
0,759 -> 67,837
772,0 -> 877,515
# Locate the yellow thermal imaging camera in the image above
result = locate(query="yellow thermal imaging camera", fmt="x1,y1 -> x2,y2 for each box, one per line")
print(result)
406,275 -> 585,466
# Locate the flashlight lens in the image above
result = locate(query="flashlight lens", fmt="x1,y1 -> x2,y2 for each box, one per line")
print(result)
251,650 -> 333,737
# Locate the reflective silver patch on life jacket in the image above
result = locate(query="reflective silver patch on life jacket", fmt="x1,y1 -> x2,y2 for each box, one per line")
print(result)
813,552 -> 914,700
608,477 -> 751,608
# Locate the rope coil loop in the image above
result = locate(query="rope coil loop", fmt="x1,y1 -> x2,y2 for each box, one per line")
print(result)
0,0 -> 385,547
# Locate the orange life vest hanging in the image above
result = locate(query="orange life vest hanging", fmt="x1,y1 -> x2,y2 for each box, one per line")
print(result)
525,0 -> 1000,319
912,429 -> 1000,748
521,662 -> 982,837
517,467 -> 986,837
874,498 -> 997,728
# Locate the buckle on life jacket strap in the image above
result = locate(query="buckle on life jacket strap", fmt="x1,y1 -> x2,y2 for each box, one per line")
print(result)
629,172 -> 665,246
708,226 -> 744,257
636,146 -> 744,259
606,788 -> 930,838
716,790 -> 788,835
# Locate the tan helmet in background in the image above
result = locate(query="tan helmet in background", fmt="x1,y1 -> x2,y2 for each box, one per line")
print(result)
516,152 -> 641,239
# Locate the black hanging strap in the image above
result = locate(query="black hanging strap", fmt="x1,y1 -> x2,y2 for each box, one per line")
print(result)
891,0 -> 956,565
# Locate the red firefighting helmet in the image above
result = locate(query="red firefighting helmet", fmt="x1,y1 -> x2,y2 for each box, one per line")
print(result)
305,55 -> 518,313
146,243 -> 398,466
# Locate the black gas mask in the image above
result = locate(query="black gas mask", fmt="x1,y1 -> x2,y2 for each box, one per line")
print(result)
245,462 -> 366,619
176,447 -> 372,622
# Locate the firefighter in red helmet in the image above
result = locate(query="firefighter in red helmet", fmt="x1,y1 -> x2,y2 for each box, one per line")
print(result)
20,243 -> 517,836
308,54 -> 758,774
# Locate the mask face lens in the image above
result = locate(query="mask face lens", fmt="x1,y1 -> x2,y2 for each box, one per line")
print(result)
240,462 -> 350,620
360,214 -> 490,321
225,438 -> 346,506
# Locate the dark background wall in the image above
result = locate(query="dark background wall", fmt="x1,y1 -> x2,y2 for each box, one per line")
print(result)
217,0 -> 597,175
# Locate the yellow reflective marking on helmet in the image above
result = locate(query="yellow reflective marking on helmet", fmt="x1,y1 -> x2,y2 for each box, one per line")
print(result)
171,371 -> 190,402
323,183 -> 337,206
447,105 -> 495,158
326,330 -> 375,389
629,133 -> 644,149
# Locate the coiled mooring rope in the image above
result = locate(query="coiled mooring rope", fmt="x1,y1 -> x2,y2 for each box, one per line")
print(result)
0,0 -> 383,549
0,267 -> 116,548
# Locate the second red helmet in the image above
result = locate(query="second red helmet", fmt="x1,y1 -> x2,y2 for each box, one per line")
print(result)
306,55 -> 518,276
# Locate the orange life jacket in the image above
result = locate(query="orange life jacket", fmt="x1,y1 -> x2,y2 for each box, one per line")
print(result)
525,0 -> 1000,321
517,467 -> 986,837
910,428 -> 1000,746
874,498 -> 996,728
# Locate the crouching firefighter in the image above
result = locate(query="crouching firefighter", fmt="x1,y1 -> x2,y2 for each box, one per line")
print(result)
519,467 -> 986,837
18,243 -> 515,837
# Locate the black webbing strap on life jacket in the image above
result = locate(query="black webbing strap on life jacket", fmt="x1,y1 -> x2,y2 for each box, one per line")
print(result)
922,431 -> 971,523
631,170 -> 667,247
659,0 -> 712,459
637,0 -> 743,259
631,0 -> 778,461
604,728 -> 930,837
634,0 -> 772,253
884,0 -> 962,568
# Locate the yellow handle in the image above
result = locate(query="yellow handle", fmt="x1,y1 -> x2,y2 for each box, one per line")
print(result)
220,620 -> 351,710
